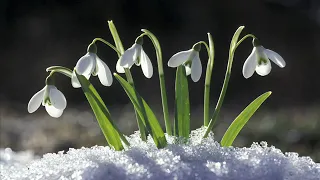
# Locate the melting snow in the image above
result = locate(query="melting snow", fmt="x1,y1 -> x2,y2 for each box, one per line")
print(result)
1,128 -> 319,180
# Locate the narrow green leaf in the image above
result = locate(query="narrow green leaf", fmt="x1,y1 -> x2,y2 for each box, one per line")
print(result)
174,66 -> 190,138
114,73 -> 167,148
230,26 -> 245,53
220,91 -> 272,147
108,20 -> 125,55
76,73 -> 127,151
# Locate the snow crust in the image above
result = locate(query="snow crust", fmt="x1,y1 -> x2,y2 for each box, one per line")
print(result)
1,128 -> 319,180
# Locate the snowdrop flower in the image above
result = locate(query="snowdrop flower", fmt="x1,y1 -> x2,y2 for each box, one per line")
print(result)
167,43 -> 202,82
71,43 -> 113,88
117,37 -> 153,78
243,38 -> 286,79
28,85 -> 67,118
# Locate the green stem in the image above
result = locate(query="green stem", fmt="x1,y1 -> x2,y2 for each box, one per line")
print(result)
108,20 -> 147,141
92,38 -> 121,55
203,32 -> 255,138
235,34 -> 256,49
203,33 -> 215,126
46,66 -> 73,78
141,29 -> 172,136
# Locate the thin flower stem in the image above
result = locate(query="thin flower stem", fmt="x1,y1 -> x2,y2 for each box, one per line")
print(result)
92,38 -> 121,55
141,29 -> 172,135
191,40 -> 214,127
203,33 -> 215,126
46,66 -> 73,78
235,34 -> 256,49
203,33 -> 255,138
108,21 -> 147,141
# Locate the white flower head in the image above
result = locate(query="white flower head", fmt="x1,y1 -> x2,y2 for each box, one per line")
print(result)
243,38 -> 286,79
117,37 -> 153,78
167,43 -> 202,82
28,85 -> 67,118
71,43 -> 113,88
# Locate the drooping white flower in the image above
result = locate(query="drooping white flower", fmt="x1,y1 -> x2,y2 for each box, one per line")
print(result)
28,85 -> 67,118
168,48 -> 202,82
71,52 -> 113,88
242,39 -> 286,79
117,39 -> 153,78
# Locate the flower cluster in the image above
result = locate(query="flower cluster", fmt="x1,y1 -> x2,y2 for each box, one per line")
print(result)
26,22 -> 286,150
28,38 -> 285,118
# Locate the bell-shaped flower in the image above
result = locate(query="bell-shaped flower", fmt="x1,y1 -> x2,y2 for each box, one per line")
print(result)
117,37 -> 153,78
71,43 -> 113,88
167,44 -> 202,82
28,85 -> 67,118
243,39 -> 286,79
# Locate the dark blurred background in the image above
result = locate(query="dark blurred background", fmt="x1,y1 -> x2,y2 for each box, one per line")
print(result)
0,0 -> 319,161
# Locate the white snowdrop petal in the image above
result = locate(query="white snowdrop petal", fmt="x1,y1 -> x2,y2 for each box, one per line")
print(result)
48,86 -> 67,110
191,53 -> 202,82
168,49 -> 193,67
140,49 -> 153,78
133,44 -> 142,62
119,44 -> 138,68
256,59 -> 272,76
185,65 -> 191,76
75,53 -> 95,78
28,87 -> 45,113
45,104 -> 64,118
116,59 -> 125,73
71,71 -> 81,88
96,57 -> 113,86
264,49 -> 286,68
242,48 -> 258,79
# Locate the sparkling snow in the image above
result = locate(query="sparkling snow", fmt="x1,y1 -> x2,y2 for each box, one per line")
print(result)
1,128 -> 319,180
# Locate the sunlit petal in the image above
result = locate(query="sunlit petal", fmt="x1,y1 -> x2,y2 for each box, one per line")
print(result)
191,53 -> 202,82
185,65 -> 191,76
28,87 -> 45,113
48,85 -> 67,110
133,44 -> 142,63
256,59 -> 272,76
140,49 -> 153,78
116,59 -> 125,73
119,44 -> 139,68
96,57 -> 113,86
242,48 -> 258,79
168,49 -> 193,67
75,53 -> 95,78
71,71 -> 81,88
264,49 -> 286,68
45,104 -> 64,118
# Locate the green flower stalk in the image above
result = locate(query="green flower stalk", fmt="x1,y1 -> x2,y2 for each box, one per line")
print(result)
203,27 -> 259,138
203,33 -> 215,126
108,20 -> 148,141
140,29 -> 172,136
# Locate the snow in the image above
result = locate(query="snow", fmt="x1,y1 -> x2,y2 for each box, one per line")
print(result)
1,128 -> 319,180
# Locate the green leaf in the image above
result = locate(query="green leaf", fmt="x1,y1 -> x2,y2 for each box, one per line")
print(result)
230,26 -> 245,53
76,72 -> 128,151
108,20 -> 125,55
220,91 -> 272,147
114,73 -> 167,148
174,66 -> 190,138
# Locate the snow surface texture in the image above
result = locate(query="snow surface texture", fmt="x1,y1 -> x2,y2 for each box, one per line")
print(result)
1,128 -> 319,180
